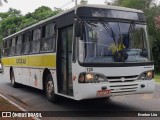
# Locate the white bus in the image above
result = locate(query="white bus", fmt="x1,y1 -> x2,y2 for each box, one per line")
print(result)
2,4 -> 155,103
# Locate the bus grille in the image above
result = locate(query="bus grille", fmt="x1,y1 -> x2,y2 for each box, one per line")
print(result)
110,84 -> 138,94
106,75 -> 138,83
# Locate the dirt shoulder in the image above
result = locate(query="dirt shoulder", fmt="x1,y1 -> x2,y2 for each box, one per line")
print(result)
0,96 -> 34,120
0,96 -> 21,111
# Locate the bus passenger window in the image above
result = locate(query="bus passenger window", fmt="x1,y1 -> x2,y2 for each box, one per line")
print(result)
4,40 -> 11,57
3,41 -> 6,56
31,28 -> 41,53
43,42 -> 48,51
22,32 -> 30,54
41,23 -> 56,52
10,38 -> 16,56
15,35 -> 22,55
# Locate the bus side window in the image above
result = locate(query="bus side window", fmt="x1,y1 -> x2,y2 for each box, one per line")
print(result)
15,35 -> 22,55
4,40 -> 11,57
31,28 -> 41,53
10,37 -> 16,56
22,32 -> 30,54
3,41 -> 6,56
41,23 -> 56,52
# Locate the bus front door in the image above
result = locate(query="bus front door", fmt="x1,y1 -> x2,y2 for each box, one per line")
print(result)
57,26 -> 73,96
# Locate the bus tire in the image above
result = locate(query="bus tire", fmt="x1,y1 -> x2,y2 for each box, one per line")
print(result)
45,74 -> 59,103
11,70 -> 18,88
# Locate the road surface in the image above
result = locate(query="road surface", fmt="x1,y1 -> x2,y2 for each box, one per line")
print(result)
0,74 -> 160,120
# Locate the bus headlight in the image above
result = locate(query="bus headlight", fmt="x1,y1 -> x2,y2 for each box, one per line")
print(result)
138,71 -> 154,80
86,73 -> 94,80
78,72 -> 108,83
146,71 -> 153,79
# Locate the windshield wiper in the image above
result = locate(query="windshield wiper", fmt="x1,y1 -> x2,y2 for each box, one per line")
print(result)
128,20 -> 136,47
100,19 -> 129,62
99,19 -> 117,47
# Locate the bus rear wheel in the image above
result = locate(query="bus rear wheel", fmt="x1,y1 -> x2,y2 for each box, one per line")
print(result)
11,70 -> 18,88
45,74 -> 59,103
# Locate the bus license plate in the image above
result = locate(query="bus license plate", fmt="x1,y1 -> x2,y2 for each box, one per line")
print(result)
97,90 -> 111,96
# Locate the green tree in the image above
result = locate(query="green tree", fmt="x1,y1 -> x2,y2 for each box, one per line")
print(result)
29,6 -> 61,21
0,8 -> 22,37
0,8 -> 23,49
0,6 -> 61,48
114,0 -> 160,72
114,0 -> 154,11
18,6 -> 61,30
155,16 -> 160,29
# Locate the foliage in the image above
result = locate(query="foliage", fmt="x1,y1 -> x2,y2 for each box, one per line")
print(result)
18,6 -> 57,30
114,0 -> 154,11
146,6 -> 160,72
0,8 -> 23,47
33,6 -> 58,21
0,6 -> 61,47
155,16 -> 160,29
114,0 -> 160,73
155,73 -> 160,83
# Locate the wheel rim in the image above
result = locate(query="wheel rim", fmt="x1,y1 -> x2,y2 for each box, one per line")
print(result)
47,80 -> 54,97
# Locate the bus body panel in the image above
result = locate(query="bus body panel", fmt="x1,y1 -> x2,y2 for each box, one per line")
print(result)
72,63 -> 155,100
75,80 -> 155,100
2,66 -> 10,80
84,66 -> 154,77
2,53 -> 57,90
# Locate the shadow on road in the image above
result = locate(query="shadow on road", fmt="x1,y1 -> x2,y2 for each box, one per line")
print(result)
4,82 -> 142,112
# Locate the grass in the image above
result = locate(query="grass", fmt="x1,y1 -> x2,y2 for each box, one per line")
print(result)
155,73 -> 160,83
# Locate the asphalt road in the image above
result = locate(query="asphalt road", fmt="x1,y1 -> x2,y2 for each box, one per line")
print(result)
0,74 -> 160,120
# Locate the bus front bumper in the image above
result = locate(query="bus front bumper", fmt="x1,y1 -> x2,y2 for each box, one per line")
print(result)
75,80 -> 155,100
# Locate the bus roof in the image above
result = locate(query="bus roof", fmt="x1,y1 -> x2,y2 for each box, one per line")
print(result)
78,4 -> 143,13
3,4 -> 143,40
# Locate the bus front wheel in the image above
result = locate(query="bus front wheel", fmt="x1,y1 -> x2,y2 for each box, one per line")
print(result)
11,70 -> 18,88
45,74 -> 59,103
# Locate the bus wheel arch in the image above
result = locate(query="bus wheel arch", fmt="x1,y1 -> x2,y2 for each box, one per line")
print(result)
43,68 -> 51,91
43,69 -> 59,103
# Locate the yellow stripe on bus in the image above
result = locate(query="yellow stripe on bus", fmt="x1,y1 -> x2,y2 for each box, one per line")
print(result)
2,54 -> 56,68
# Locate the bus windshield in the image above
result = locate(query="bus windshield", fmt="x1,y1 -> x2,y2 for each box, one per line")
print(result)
79,20 -> 150,63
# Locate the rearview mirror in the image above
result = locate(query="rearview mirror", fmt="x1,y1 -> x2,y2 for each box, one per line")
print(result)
75,19 -> 81,37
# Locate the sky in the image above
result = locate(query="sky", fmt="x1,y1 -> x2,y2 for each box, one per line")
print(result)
0,0 -> 159,15
0,0 -> 112,15
0,0 -> 113,15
